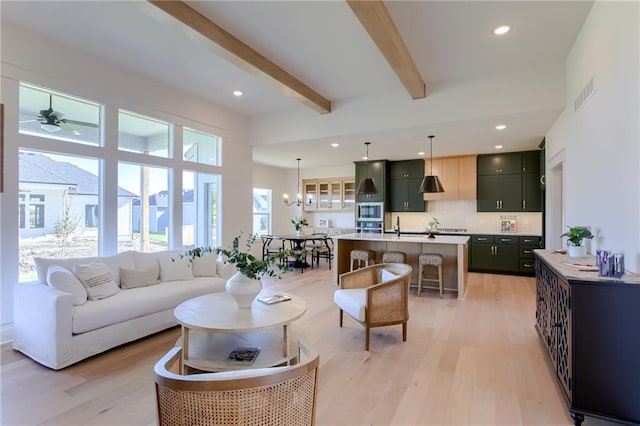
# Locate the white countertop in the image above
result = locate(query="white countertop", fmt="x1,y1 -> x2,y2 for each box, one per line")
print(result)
334,233 -> 469,245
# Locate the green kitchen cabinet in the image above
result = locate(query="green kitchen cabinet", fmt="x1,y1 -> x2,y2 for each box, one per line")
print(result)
388,160 -> 426,212
477,151 -> 541,212
476,174 -> 522,212
355,160 -> 388,203
477,152 -> 522,175
470,235 -> 519,273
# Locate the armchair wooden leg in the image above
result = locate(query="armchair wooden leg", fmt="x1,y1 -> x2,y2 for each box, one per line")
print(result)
365,325 -> 370,351
402,322 -> 407,342
339,310 -> 343,327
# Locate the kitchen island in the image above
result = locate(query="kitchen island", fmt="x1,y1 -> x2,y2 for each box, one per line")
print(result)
333,233 -> 470,299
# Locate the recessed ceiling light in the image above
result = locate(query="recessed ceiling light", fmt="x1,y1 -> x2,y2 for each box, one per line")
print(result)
495,145 -> 504,149
494,25 -> 510,35
233,90 -> 243,97
331,143 -> 339,147
362,155 -> 368,160
418,151 -> 425,156
496,124 -> 507,130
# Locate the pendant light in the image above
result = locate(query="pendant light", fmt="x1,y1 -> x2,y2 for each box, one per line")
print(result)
419,135 -> 445,193
283,158 -> 312,206
356,142 -> 379,194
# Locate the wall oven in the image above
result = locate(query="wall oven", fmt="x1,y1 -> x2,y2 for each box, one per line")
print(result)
356,220 -> 384,233
356,202 -> 384,222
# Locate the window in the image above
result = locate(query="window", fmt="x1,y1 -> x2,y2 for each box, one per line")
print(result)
183,127 -> 221,166
85,204 -> 99,228
118,162 -> 169,253
29,194 -> 45,228
118,110 -> 170,157
253,188 -> 272,235
16,81 -> 226,282
18,150 -> 100,282
19,82 -> 100,146
183,171 -> 220,248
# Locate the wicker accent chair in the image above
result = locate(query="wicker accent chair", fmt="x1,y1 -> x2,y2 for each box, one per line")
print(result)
334,263 -> 412,350
155,342 -> 319,426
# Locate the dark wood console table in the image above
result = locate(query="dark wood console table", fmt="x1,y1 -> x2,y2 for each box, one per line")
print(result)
534,250 -> 640,426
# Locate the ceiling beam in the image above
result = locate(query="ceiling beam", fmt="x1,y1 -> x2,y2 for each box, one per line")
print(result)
148,1 -> 331,114
347,0 -> 426,100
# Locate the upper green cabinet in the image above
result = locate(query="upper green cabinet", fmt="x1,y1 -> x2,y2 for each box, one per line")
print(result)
355,160 -> 388,203
388,160 -> 426,212
477,152 -> 522,175
477,150 -> 541,212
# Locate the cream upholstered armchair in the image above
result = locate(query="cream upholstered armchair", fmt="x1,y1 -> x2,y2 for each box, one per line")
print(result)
154,341 -> 319,426
334,263 -> 412,350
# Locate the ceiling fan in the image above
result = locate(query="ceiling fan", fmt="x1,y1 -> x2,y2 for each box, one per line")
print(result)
20,94 -> 98,135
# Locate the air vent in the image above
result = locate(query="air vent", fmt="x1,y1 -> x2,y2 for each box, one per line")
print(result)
574,77 -> 594,112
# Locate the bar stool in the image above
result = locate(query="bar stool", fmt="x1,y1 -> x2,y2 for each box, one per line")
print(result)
418,254 -> 444,298
382,251 -> 407,264
350,249 -> 376,271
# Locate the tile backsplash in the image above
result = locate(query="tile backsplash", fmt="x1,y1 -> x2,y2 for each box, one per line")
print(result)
388,200 -> 543,235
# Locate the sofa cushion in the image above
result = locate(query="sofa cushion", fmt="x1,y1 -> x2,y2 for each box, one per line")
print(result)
47,265 -> 88,305
132,251 -> 161,281
72,277 -> 226,334
192,253 -> 218,277
35,256 -> 97,285
334,288 -> 367,322
119,266 -> 160,289
73,261 -> 120,301
158,252 -> 194,282
34,251 -> 134,286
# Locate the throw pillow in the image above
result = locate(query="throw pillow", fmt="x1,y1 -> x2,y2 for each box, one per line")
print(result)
380,269 -> 397,283
46,265 -> 88,305
119,266 -> 160,289
191,253 -> 217,277
158,253 -> 194,282
73,260 -> 120,300
132,251 -> 161,281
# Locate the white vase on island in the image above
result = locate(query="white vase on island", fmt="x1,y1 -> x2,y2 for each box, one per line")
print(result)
225,271 -> 262,308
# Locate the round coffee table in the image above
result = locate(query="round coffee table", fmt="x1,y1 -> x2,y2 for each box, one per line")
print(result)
174,290 -> 306,373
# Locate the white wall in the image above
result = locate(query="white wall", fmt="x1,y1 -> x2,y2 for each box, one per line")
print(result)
546,1 -> 639,272
252,163 -> 356,233
0,22 -> 254,325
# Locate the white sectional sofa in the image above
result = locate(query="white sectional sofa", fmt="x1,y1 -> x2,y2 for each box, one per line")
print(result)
13,249 -> 236,370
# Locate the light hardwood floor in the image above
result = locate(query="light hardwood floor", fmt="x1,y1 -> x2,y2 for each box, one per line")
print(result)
1,267 -> 605,425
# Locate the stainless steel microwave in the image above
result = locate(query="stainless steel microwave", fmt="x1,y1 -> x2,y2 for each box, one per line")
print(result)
356,202 -> 384,221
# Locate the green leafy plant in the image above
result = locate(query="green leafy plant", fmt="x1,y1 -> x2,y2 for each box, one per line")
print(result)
561,226 -> 593,247
291,216 -> 309,231
216,234 -> 289,280
428,216 -> 440,231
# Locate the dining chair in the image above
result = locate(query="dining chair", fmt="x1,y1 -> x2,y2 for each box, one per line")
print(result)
155,340 -> 319,426
261,235 -> 284,261
308,233 -> 333,270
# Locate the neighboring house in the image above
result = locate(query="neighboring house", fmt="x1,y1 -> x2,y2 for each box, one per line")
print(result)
131,189 -> 195,235
18,152 -> 136,239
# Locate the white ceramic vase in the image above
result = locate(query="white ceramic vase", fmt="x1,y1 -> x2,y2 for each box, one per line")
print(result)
225,271 -> 262,308
568,245 -> 587,258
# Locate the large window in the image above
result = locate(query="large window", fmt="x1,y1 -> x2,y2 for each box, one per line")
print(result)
253,188 -> 272,235
17,81 -> 225,282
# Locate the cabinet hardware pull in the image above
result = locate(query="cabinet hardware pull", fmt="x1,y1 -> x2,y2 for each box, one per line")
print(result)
524,263 -> 533,267
495,246 -> 498,255
524,250 -> 532,254
478,238 -> 488,241
496,200 -> 499,209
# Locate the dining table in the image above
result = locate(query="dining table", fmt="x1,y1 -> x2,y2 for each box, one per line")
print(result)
270,233 -> 327,269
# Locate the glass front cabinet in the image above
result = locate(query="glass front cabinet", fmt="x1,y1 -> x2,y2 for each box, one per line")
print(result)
303,178 -> 354,212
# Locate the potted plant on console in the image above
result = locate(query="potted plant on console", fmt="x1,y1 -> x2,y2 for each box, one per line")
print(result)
216,234 -> 288,308
561,226 -> 594,258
